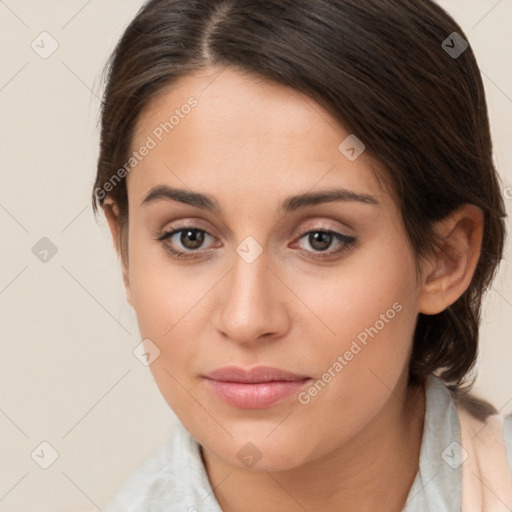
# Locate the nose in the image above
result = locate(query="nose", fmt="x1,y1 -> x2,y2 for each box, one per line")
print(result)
212,247 -> 290,345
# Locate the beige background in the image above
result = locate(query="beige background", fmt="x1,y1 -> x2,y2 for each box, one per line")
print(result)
0,1 -> 511,511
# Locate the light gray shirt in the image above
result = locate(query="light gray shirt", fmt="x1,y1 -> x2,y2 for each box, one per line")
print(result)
105,376 -> 512,511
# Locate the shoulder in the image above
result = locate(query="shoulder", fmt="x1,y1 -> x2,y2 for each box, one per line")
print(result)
104,420 -> 220,512
105,435 -> 174,512
105,421 -> 223,512
452,388 -> 512,475
504,413 -> 512,475
456,398 -> 512,486
105,420 -> 201,512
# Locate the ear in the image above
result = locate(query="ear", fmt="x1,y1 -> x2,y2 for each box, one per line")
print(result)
418,204 -> 484,315
103,198 -> 132,307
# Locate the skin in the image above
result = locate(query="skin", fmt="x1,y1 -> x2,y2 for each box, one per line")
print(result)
103,66 -> 484,512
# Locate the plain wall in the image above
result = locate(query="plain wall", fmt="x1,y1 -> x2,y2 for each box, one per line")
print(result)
0,1 -> 510,510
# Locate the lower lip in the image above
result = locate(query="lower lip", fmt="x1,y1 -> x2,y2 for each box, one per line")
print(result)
203,378 -> 312,409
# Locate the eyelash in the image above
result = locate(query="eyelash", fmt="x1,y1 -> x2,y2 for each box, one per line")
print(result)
155,225 -> 357,261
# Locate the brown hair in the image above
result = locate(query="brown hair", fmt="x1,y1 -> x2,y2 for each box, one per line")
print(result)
92,0 -> 507,404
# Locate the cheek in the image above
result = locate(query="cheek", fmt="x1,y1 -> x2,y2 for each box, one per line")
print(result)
290,234 -> 419,398
127,222 -> 200,329
125,232 -> 192,384
127,250 -> 209,416
287,280 -> 418,458
296,233 -> 417,348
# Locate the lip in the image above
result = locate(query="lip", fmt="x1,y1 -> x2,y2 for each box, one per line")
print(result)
202,366 -> 312,409
204,365 -> 310,383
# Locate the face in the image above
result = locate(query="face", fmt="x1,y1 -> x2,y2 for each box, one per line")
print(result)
117,66 -> 424,471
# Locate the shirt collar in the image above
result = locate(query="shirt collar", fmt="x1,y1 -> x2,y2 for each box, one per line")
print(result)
402,374 -> 462,511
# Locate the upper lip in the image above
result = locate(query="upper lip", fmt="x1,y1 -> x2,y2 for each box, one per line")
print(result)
203,365 -> 310,383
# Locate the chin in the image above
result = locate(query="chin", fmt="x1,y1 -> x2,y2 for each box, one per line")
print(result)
204,430 -> 312,473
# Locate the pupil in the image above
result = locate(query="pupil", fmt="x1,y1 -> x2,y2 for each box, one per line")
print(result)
310,232 -> 332,251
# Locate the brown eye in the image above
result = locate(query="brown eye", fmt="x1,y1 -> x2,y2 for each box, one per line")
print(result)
157,227 -> 216,259
294,229 -> 357,260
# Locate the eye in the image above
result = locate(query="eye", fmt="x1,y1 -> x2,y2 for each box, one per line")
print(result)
156,226 -> 217,259
292,229 -> 357,260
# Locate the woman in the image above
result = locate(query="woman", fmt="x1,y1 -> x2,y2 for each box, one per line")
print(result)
92,0 -> 512,510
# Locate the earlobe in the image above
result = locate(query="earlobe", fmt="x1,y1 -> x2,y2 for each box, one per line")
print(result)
418,204 -> 484,315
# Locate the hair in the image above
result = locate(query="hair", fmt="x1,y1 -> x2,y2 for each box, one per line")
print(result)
92,0 -> 507,411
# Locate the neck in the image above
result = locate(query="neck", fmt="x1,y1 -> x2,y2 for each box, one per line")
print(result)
202,376 -> 426,512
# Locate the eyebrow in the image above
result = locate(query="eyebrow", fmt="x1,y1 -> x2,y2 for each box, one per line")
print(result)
141,185 -> 381,214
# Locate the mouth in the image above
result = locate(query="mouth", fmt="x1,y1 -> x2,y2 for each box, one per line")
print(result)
202,365 -> 312,409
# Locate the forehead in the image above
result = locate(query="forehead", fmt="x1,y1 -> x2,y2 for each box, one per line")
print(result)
128,66 -> 391,210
